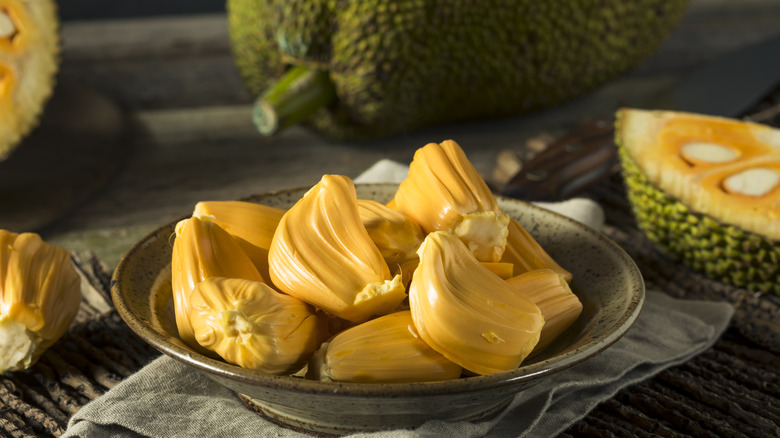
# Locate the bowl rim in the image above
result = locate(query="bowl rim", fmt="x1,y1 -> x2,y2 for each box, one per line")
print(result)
111,183 -> 645,396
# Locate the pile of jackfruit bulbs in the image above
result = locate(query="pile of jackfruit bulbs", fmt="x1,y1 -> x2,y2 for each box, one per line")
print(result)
171,140 -> 582,382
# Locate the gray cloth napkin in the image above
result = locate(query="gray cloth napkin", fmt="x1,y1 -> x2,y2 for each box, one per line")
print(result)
63,160 -> 735,438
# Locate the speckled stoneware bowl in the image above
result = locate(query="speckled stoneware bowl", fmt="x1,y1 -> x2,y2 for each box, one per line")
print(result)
111,183 -> 644,435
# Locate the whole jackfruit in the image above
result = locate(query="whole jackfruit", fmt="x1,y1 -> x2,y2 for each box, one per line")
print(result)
0,0 -> 59,161
616,108 -> 780,295
227,0 -> 689,140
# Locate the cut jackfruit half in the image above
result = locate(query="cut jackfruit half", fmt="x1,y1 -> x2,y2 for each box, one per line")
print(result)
0,0 -> 59,161
616,108 -> 780,295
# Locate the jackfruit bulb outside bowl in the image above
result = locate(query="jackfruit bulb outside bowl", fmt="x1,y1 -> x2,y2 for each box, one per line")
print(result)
227,0 -> 690,141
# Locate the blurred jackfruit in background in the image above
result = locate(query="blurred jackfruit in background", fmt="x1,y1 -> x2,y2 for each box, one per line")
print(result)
227,0 -> 690,140
0,0 -> 59,161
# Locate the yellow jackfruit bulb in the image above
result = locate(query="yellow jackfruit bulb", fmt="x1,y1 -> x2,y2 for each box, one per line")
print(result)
409,231 -> 544,375
0,0 -> 59,161
391,140 -> 509,262
357,198 -> 424,270
308,310 -> 462,383
501,218 -> 573,282
0,230 -> 81,372
506,269 -> 582,354
268,174 -> 406,322
480,262 -> 515,280
171,216 -> 265,352
187,277 -> 321,374
192,200 -> 285,280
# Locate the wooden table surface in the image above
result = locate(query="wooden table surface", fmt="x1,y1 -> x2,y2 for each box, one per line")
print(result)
8,0 -> 780,267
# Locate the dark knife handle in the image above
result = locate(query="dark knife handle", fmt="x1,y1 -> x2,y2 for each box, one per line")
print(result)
501,118 -> 617,201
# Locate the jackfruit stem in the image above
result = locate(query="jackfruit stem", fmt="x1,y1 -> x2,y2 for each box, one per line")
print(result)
253,65 -> 337,136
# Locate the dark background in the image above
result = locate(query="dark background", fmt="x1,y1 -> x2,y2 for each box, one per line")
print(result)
58,1 -> 226,21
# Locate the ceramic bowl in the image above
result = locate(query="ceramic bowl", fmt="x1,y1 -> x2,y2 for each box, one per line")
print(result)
111,183 -> 644,435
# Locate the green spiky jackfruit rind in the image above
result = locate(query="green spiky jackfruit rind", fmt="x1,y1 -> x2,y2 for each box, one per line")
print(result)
617,145 -> 780,296
226,0 -> 285,98
227,0 -> 691,141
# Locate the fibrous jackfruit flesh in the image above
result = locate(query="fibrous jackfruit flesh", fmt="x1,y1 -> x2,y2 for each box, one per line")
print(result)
391,140 -> 510,263
0,0 -> 59,161
501,218 -> 572,282
227,0 -> 690,140
268,174 -> 406,322
171,215 -> 266,353
0,230 -> 81,372
187,277 -> 321,375
357,198 -> 423,282
192,200 -> 285,281
616,108 -> 780,295
409,230 -> 543,375
507,269 -> 582,354
308,310 -> 462,383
